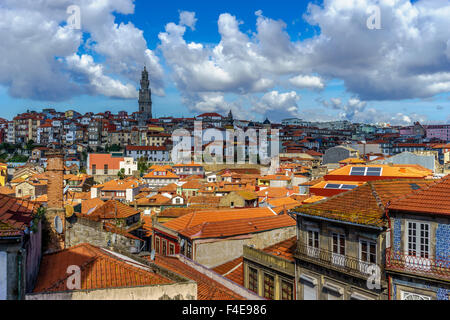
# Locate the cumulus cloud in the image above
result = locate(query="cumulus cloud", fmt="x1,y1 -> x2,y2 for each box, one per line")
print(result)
289,75 -> 325,90
0,0 -> 164,101
252,91 -> 301,121
159,1 -> 450,118
179,11 -> 198,30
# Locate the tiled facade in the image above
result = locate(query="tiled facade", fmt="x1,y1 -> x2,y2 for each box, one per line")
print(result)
436,224 -> 450,268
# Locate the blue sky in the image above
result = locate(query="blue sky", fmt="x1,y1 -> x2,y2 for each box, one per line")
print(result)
0,0 -> 449,124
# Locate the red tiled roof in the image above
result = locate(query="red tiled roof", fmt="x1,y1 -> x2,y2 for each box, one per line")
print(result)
33,243 -> 173,293
152,255 -> 243,300
81,200 -> 140,220
389,175 -> 450,215
295,179 -> 436,227
179,214 -> 295,240
212,257 -> 244,287
162,207 -> 276,233
263,237 -> 297,262
0,194 -> 40,237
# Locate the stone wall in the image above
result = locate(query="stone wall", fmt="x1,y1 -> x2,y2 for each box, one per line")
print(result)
26,282 -> 197,300
65,217 -> 138,252
194,226 -> 296,268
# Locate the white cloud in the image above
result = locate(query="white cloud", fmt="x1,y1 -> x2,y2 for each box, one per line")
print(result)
66,54 -> 137,98
179,11 -> 198,30
252,91 -> 301,121
289,75 -> 325,90
0,0 -> 164,101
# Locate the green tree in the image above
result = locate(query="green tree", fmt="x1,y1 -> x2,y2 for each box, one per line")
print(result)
117,168 -> 125,180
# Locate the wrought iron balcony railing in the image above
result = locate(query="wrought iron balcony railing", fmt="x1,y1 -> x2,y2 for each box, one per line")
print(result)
296,243 -> 382,280
385,248 -> 450,280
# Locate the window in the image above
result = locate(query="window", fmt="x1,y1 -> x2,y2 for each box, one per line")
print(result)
186,242 -> 192,259
92,164 -> 96,175
359,239 -> 377,274
169,243 -> 175,255
281,280 -> 294,300
162,240 -> 167,256
263,273 -> 275,300
104,164 -> 108,175
407,221 -> 430,258
332,233 -> 346,267
360,240 -> 377,264
155,237 -> 160,254
248,267 -> 258,293
307,229 -> 319,258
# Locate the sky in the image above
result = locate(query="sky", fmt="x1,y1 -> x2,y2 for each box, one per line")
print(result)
0,0 -> 449,124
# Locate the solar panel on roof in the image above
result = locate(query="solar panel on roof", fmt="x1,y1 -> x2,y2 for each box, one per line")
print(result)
325,184 -> 341,189
366,167 -> 382,176
350,167 -> 366,176
342,185 -> 358,190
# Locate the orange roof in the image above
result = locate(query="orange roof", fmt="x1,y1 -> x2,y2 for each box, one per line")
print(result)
81,198 -> 105,214
310,180 -> 366,189
263,236 -> 297,262
389,175 -> 450,215
0,186 -> 15,195
144,170 -> 179,179
267,197 -> 301,208
89,153 -> 123,170
295,179 -> 435,227
162,207 -> 276,233
0,194 -> 40,237
134,194 -> 171,206
158,183 -> 178,193
95,177 -> 143,191
152,255 -> 243,300
179,215 -> 295,239
256,187 -> 296,198
326,164 -> 432,180
33,243 -> 173,293
260,175 -> 291,181
181,180 -> 203,189
212,257 -> 244,286
83,200 -> 140,220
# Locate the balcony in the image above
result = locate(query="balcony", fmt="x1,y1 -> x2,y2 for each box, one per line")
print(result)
295,242 -> 383,280
385,248 -> 450,280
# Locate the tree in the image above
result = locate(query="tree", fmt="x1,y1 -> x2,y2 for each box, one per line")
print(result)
117,168 -> 125,180
137,157 -> 149,177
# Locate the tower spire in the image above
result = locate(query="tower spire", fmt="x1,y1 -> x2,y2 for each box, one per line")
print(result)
138,66 -> 152,125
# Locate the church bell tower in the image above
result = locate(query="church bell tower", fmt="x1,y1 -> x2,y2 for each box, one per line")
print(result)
138,66 -> 152,125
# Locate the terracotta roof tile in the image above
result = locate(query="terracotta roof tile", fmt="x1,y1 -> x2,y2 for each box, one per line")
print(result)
262,237 -> 297,262
81,200 -> 140,220
212,257 -> 244,286
33,243 -> 173,293
295,179 -> 435,227
179,215 -> 295,239
162,207 -> 277,233
0,194 -> 40,237
152,255 -> 244,300
389,175 -> 450,215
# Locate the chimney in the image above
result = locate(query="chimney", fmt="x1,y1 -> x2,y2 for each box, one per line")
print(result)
43,149 -> 65,253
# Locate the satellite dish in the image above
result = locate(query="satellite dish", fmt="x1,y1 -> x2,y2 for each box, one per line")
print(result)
180,239 -> 185,248
86,205 -> 97,215
54,216 -> 63,234
150,249 -> 155,261
63,184 -> 70,195
65,205 -> 74,218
